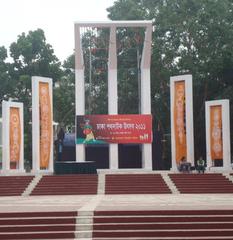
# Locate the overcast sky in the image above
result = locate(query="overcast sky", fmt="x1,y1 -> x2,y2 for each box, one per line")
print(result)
0,0 -> 115,62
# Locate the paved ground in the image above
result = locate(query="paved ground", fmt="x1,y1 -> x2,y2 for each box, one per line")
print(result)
0,194 -> 233,212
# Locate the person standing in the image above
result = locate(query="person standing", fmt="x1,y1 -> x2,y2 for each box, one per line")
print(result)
57,127 -> 65,161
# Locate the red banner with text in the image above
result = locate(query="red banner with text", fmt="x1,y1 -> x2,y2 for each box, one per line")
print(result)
76,114 -> 152,144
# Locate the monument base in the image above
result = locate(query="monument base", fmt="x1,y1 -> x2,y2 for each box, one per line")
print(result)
206,166 -> 232,173
30,169 -> 53,175
0,169 -> 26,176
54,161 -> 97,174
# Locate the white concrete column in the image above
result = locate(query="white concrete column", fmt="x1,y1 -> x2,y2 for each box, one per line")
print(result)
31,76 -> 53,173
222,100 -> 231,169
108,26 -> 118,170
141,69 -> 152,170
2,101 -> 25,174
205,100 -> 231,171
75,24 -> 85,162
170,75 -> 194,171
185,76 -> 194,166
140,23 -> 152,170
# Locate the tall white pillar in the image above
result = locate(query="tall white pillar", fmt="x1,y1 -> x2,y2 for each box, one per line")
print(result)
205,100 -> 231,171
31,76 -> 53,173
75,25 -> 85,162
141,24 -> 153,170
170,75 -> 194,171
108,26 -> 118,170
2,101 -> 25,174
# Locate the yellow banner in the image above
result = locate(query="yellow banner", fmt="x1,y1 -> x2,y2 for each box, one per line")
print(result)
210,105 -> 223,160
39,82 -> 52,169
174,81 -> 187,163
10,107 -> 21,169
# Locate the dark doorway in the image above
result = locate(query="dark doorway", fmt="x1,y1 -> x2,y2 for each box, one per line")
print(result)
118,144 -> 142,168
152,130 -> 163,170
86,145 -> 109,169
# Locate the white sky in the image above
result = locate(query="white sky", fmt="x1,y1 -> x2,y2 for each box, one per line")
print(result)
0,0 -> 116,62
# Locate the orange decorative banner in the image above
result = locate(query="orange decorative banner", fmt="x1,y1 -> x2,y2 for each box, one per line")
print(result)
9,107 -> 21,168
39,82 -> 52,169
174,81 -> 187,163
210,105 -> 223,160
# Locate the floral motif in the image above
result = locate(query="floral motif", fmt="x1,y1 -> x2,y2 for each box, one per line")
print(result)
211,106 -> 222,158
39,83 -> 52,169
10,108 -> 21,165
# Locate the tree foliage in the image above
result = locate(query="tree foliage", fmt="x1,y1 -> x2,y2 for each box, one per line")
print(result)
0,46 -> 11,103
0,29 -> 62,163
53,54 -> 75,127
107,0 -> 233,165
9,29 -> 61,100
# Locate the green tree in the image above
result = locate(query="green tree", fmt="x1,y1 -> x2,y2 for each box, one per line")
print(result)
53,54 -> 75,127
8,29 -> 62,164
107,0 -> 233,167
0,46 -> 11,105
9,29 -> 62,99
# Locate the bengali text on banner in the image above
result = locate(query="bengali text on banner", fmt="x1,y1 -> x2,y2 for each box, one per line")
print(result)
76,114 -> 152,144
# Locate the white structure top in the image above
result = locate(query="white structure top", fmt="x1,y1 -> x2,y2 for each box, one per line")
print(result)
75,21 -> 153,27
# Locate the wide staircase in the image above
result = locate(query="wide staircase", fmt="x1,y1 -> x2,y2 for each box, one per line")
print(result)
1,173 -> 233,196
169,173 -> 233,193
30,174 -> 98,195
105,174 -> 171,194
0,176 -> 34,196
0,173 -> 233,239
0,211 -> 77,239
1,209 -> 233,239
92,209 -> 233,239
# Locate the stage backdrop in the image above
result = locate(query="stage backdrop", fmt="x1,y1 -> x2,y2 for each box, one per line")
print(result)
76,114 -> 152,144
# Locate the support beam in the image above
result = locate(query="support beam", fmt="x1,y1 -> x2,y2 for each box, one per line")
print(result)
141,23 -> 152,170
75,21 -> 153,28
108,26 -> 118,170
75,24 -> 85,162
